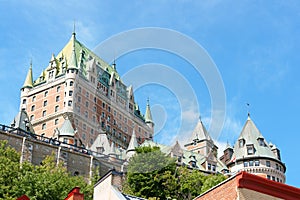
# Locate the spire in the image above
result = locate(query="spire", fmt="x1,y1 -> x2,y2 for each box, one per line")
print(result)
127,129 -> 138,152
145,98 -> 153,123
112,59 -> 116,70
126,128 -> 139,159
22,61 -> 33,89
246,103 -> 250,119
68,30 -> 78,70
188,117 -> 212,143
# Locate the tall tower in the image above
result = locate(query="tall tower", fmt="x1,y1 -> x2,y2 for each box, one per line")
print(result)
223,115 -> 286,183
18,32 -> 154,149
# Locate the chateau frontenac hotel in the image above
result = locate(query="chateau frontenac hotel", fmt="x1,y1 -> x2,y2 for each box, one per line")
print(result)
2,31 -> 286,183
19,31 -> 154,150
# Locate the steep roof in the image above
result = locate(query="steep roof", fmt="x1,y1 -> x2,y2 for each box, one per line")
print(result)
11,109 -> 35,133
90,133 -> 111,154
144,99 -> 153,123
22,62 -> 33,89
127,129 -> 138,152
189,118 -> 212,143
58,118 -> 75,137
56,33 -> 120,80
231,116 -> 277,161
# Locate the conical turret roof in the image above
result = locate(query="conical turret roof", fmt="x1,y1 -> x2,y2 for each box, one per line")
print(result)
144,99 -> 153,123
68,32 -> 78,70
22,62 -> 33,89
58,118 -> 75,137
231,116 -> 278,161
11,109 -> 35,133
189,118 -> 212,142
127,129 -> 138,152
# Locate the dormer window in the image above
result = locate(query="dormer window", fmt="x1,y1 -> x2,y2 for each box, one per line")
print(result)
247,144 -> 254,155
257,137 -> 265,146
208,163 -> 211,170
239,139 -> 245,148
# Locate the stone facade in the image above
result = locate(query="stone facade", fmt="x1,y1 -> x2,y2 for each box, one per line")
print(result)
0,125 -> 124,181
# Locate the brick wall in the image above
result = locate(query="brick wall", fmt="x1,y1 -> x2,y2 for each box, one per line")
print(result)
195,176 -> 237,200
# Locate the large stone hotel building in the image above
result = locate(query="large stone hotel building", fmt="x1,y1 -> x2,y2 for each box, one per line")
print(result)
19,31 -> 154,149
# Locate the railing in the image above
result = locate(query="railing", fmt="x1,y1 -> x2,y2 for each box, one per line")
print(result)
0,124 -> 125,162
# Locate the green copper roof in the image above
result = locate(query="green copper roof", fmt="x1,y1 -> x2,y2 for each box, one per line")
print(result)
68,32 -> 78,70
144,99 -> 153,123
32,32 -> 121,85
231,116 -> 277,161
58,118 -> 75,137
11,109 -> 35,133
22,63 -> 33,89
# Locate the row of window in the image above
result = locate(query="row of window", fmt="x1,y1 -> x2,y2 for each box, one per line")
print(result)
207,163 -> 216,171
244,160 -> 283,172
267,175 -> 283,183
30,105 -> 60,118
41,118 -> 60,130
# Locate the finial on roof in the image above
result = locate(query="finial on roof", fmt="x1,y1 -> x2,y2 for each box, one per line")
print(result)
73,20 -> 76,37
112,59 -> 116,70
145,98 -> 153,123
246,103 -> 250,119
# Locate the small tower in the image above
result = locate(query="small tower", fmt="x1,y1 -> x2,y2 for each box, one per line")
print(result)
64,31 -> 78,113
225,115 -> 286,183
144,98 -> 154,132
20,62 -> 33,110
184,117 -> 217,157
54,117 -> 77,145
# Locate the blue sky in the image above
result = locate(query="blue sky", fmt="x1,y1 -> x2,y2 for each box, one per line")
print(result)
1,1 -> 300,187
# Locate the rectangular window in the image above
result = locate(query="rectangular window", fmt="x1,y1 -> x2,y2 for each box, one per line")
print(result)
69,90 -> 73,96
266,161 -> 271,167
247,145 -> 254,155
43,100 -> 47,107
244,162 -> 248,167
255,160 -> 260,166
267,175 -> 271,180
42,110 -> 46,117
56,96 -> 60,102
239,139 -> 244,148
86,101 -> 89,108
63,138 -> 68,144
212,165 -> 216,171
207,163 -> 211,170
272,176 -> 275,181
68,100 -> 72,107
249,161 -> 254,166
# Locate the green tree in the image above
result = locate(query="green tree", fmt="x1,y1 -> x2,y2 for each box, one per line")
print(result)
0,140 -> 93,200
123,146 -> 227,200
201,174 -> 226,193
123,146 -> 177,199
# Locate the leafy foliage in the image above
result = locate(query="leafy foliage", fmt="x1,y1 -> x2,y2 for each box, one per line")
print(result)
123,146 -> 227,199
0,140 -> 93,200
